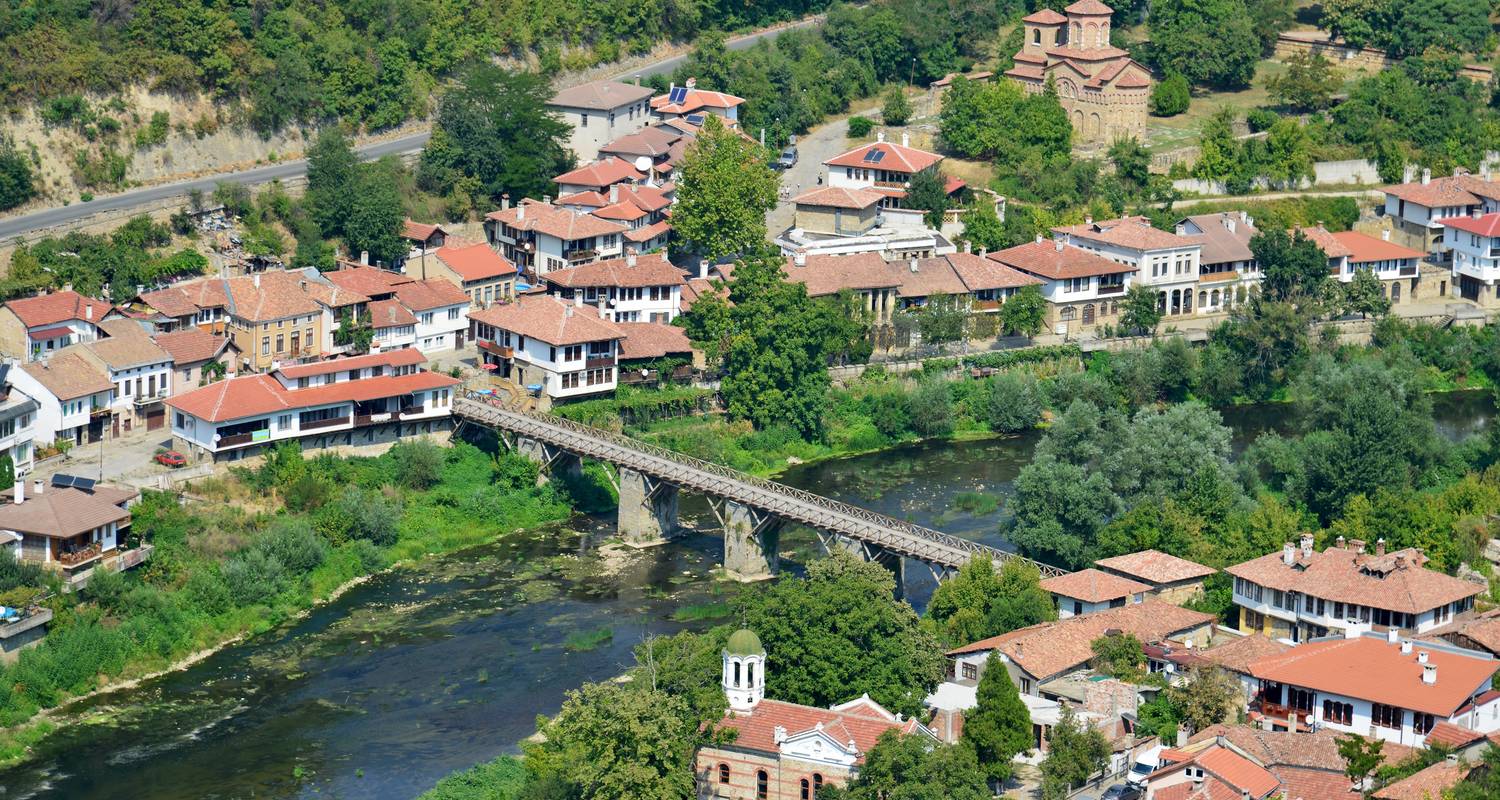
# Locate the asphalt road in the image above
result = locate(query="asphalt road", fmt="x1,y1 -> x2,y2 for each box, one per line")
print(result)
0,17 -> 820,242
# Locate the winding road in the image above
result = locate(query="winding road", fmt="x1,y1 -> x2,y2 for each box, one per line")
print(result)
0,17 -> 821,242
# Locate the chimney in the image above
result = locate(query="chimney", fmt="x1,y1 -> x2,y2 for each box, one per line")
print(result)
1085,216 -> 1093,225
610,184 -> 619,204
1421,168 -> 1431,185
633,74 -> 641,86
565,304 -> 574,318
699,259 -> 711,279
1300,533 -> 1314,558
1376,538 -> 1387,556
32,478 -> 42,496
1282,542 -> 1296,566
773,725 -> 787,744
901,131 -> 910,148
909,257 -> 919,273
877,131 -> 885,144
964,240 -> 972,254
542,196 -> 552,205
1226,217 -> 1236,234
1351,539 -> 1366,554
1418,650 -> 1429,664
685,77 -> 696,89
1240,210 -> 1250,224
253,273 -> 261,288
1176,222 -> 1186,235
1423,664 -> 1437,685
1054,238 -> 1064,252
501,194 -> 511,210
1386,628 -> 1400,644
626,248 -> 637,268
11,478 -> 21,505
598,305 -> 607,319
1336,535 -> 1346,550
360,251 -> 370,266
1401,640 -> 1413,654
793,251 -> 807,267
1242,791 -> 1251,800
1381,229 -> 1391,241
517,204 -> 526,220
979,247 -> 987,259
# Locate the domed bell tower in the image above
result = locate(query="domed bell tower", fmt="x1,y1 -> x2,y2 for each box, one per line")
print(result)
723,628 -> 766,712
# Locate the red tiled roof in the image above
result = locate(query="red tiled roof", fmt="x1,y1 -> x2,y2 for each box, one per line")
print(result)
1294,225 -> 1354,259
785,252 -> 904,296
543,252 -> 684,289
946,252 -> 1042,291
650,86 -> 745,115
1023,8 -> 1067,23
947,601 -> 1215,681
1330,231 -> 1423,263
153,328 -> 230,365
1225,545 -> 1481,614
549,80 -> 653,111
392,278 -> 469,311
988,239 -> 1137,279
1054,216 -> 1199,252
301,279 -> 369,309
485,200 -> 629,241
433,242 -> 517,282
1250,637 -> 1499,716
1039,568 -> 1150,603
1193,635 -> 1292,676
325,265 -> 414,298
1429,609 -> 1500,654
277,349 -> 426,379
1382,176 -> 1484,208
138,279 -> 230,318
0,485 -> 133,538
402,220 -> 445,242
1271,768 -> 1358,800
5,290 -> 113,329
899,255 -> 970,298
220,271 -> 325,321
1372,759 -> 1473,800
624,219 -> 672,243
1424,720 -> 1486,749
19,349 -> 113,400
792,186 -> 885,210
167,368 -> 459,423
1065,0 -> 1114,14
600,125 -> 685,159
1440,212 -> 1500,237
1189,723 -> 1412,772
1095,549 -> 1216,585
712,698 -> 919,763
1196,747 -> 1281,798
617,322 -> 694,360
553,157 -> 645,189
469,295 -> 624,346
825,142 -> 943,174
367,299 -> 417,328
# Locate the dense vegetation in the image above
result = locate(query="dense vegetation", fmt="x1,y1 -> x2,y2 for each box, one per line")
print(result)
4,215 -> 208,302
0,440 -> 582,756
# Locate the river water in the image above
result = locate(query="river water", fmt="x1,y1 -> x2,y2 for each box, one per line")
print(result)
0,393 -> 1492,799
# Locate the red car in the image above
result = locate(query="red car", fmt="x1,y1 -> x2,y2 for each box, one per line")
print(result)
154,451 -> 187,468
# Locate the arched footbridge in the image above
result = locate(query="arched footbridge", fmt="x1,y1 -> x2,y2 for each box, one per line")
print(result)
454,395 -> 1063,587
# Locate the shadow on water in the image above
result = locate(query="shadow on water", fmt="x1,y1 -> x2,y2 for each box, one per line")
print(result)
0,391 -> 1491,800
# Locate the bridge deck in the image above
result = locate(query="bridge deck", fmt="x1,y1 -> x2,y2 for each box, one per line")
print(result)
455,397 -> 1063,576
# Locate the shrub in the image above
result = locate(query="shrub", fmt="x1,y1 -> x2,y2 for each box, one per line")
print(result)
848,116 -> 874,138
260,519 -> 329,575
391,440 -> 445,490
981,373 -> 1045,433
882,86 -> 912,126
222,549 -> 288,606
909,378 -> 954,437
135,111 -> 170,148
1150,73 -> 1190,117
1245,108 -> 1278,133
867,383 -> 913,439
0,548 -> 44,593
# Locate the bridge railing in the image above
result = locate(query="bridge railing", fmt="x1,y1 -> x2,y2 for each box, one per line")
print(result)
456,393 -> 1065,577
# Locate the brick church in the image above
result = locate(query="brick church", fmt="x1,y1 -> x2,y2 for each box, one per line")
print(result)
1004,0 -> 1152,144
694,629 -> 937,800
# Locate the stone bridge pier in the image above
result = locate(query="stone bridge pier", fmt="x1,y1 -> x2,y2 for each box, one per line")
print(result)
715,500 -> 782,582
514,434 -> 581,485
617,467 -> 680,547
823,534 -> 907,600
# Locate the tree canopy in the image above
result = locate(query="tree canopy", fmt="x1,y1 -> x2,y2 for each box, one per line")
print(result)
939,76 -> 1071,165
1149,0 -> 1261,89
923,555 -> 1055,649
820,730 -> 990,800
672,116 -> 779,262
964,653 -> 1033,782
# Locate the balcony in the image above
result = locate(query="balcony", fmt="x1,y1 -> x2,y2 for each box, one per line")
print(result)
565,248 -> 598,263
301,415 -> 350,431
1198,271 -> 1240,284
873,180 -> 907,189
133,390 -> 168,407
478,341 -> 514,358
1399,265 -> 1418,277
399,405 -> 425,418
585,356 -> 615,369
354,412 -> 394,427
1097,283 -> 1126,296
217,432 -> 258,447
57,542 -> 101,568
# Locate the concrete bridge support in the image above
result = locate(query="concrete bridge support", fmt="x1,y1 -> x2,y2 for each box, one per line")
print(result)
514,434 -> 581,485
617,467 -> 679,547
820,534 -> 907,600
717,501 -> 782,581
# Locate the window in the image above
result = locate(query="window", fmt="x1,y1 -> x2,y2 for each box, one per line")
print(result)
564,345 -> 583,362
421,312 -> 434,325
757,770 -> 769,800
276,335 -> 285,353
1372,703 -> 1404,729
580,113 -> 588,127
562,372 -> 581,390
348,369 -> 361,381
1323,700 -> 1353,725
585,368 -> 610,386
961,661 -> 978,680
448,308 -> 460,321
1414,713 -> 1436,735
1020,678 -> 1032,694
1288,687 -> 1315,712
814,774 -> 823,795
801,779 -> 810,800
1064,277 -> 1088,293
278,414 -> 293,429
718,764 -> 730,784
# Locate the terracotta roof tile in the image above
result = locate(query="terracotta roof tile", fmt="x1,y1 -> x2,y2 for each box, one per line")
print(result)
624,219 -> 672,243
367,299 -> 417,328
1372,759 -> 1473,800
1225,545 -> 1481,614
5,290 -> 113,329
1440,212 -> 1500,237
0,485 -> 134,538
1095,549 -> 1216,585
899,255 -> 970,298
277,349 -> 425,379
1382,176 -> 1484,208
1040,568 -> 1150,603
1023,8 -> 1067,23
1054,216 -> 1200,252
1424,720 -> 1486,749
1180,213 -> 1259,266
1294,225 -> 1353,259
1330,231 -> 1423,263
1429,609 -> 1500,654
166,367 -> 458,423
85,324 -> 171,370
712,698 -> 922,764
469,295 -> 624,346
650,86 -> 745,115
153,328 -> 229,365
392,278 -> 469,311
946,252 -> 1043,291
19,349 -> 113,400
543,252 -> 684,289
1065,0 -> 1114,14
785,252 -> 905,296
485,200 -> 629,241
1249,636 -> 1498,716
1189,724 -> 1412,771
1193,635 -> 1292,676
617,322 -> 694,360
987,239 -> 1137,280
553,157 -> 646,189
401,220 -> 446,242
549,79 -> 653,110
1272,767 -> 1360,800
433,242 -> 517,282
792,186 -> 885,210
948,601 -> 1215,681
221,271 -> 322,322
600,125 -> 685,159
325,265 -> 413,298
825,142 -> 943,174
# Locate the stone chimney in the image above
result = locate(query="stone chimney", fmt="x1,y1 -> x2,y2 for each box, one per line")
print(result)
253,273 -> 261,288
1282,542 -> 1296,565
1423,663 -> 1437,685
793,251 -> 807,268
359,251 -> 369,266
1300,532 -> 1314,558
1054,238 -> 1064,252
1401,640 -> 1413,655
1336,535 -> 1346,549
1351,539 -> 1366,555
1376,538 -> 1386,556
699,259 -> 711,279
901,131 -> 910,148
964,240 -> 972,254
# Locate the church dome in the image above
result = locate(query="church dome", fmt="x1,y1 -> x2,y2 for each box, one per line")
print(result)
726,628 -> 764,656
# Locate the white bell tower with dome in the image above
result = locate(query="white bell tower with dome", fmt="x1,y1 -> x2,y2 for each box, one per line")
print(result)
723,628 -> 766,712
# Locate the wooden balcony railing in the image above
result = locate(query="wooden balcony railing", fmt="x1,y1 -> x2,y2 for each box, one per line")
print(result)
354,412 -> 394,426
1097,284 -> 1127,296
301,415 -> 350,431
217,432 -> 257,447
1399,266 -> 1418,277
479,341 -> 514,358
58,543 -> 101,567
585,356 -> 615,369
399,405 -> 424,417
565,249 -> 598,263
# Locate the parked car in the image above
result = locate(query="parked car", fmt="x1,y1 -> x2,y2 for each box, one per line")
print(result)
1101,783 -> 1142,800
154,450 -> 187,468
774,146 -> 798,170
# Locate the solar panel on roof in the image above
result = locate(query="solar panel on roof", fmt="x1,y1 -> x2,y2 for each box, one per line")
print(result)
52,474 -> 76,488
72,476 -> 96,493
863,148 -> 885,164
685,113 -> 705,125
668,86 -> 689,104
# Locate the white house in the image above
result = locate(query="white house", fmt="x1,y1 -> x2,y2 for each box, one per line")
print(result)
10,349 -> 114,447
367,299 -> 418,352
484,199 -> 629,280
1039,568 -> 1149,619
542,251 -> 685,324
79,319 -> 174,434
649,79 -> 744,128
166,349 -> 459,461
0,480 -> 137,578
0,366 -> 38,476
1247,631 -> 1500,747
1441,211 -> 1500,306
469,295 -> 623,400
0,291 -> 115,362
825,133 -> 951,214
547,80 -> 655,163
1382,170 -> 1500,256
1053,216 -> 1202,319
1176,211 -> 1260,314
987,237 -> 1138,335
391,279 -> 470,352
552,157 -> 646,197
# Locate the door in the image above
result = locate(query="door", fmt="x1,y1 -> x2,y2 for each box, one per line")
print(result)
146,408 -> 165,431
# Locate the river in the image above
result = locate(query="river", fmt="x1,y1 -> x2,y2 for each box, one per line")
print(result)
0,392 -> 1491,799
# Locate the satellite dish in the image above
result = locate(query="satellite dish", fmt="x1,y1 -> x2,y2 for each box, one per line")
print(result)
634,156 -> 652,173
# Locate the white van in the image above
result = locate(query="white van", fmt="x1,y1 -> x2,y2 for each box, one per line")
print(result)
1127,744 -> 1164,787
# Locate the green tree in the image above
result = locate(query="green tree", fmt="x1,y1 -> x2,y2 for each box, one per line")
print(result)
0,138 -> 37,212
418,64 -> 573,208
523,681 -> 696,800
882,86 -> 913,126
631,628 -> 730,727
736,551 -> 946,718
1324,0 -> 1492,57
1040,706 -> 1110,800
924,556 -> 1055,648
1109,138 -> 1151,194
1150,0 -> 1261,89
1343,268 -> 1392,318
980,372 -> 1046,434
1168,667 -> 1239,733
939,77 -> 1070,165
1120,284 -> 1162,335
960,200 -> 1005,251
343,160 -> 405,267
1267,52 -> 1341,112
305,128 -> 359,236
1262,118 -> 1314,189
964,653 -> 1033,782
821,731 -> 990,800
1149,73 -> 1191,117
671,116 -> 779,262
1252,228 -> 1329,305
906,168 -> 950,229
914,293 -> 967,344
1336,732 -> 1385,789
335,309 -> 375,354
998,286 -> 1047,340
419,756 -> 527,800
1090,633 -> 1145,680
